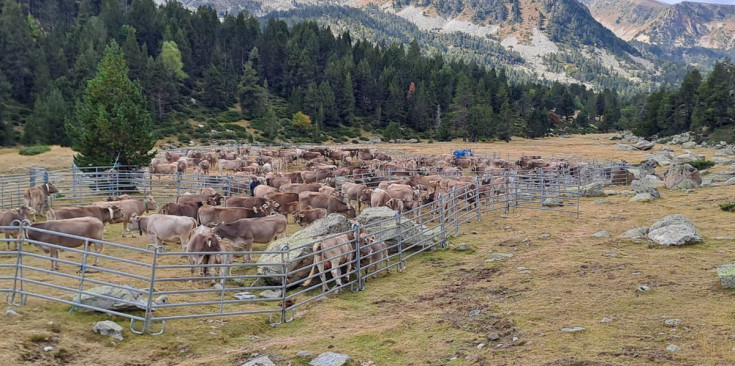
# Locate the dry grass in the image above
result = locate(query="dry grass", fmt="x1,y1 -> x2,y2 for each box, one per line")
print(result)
1,134 -> 734,365
0,146 -> 76,174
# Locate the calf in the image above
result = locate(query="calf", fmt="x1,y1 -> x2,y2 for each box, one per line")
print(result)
360,235 -> 390,279
299,192 -> 356,218
301,232 -> 373,293
23,182 -> 59,219
0,206 -> 36,250
93,196 -> 157,237
28,217 -> 105,271
214,214 -> 288,262
341,182 -> 372,211
187,225 -> 231,280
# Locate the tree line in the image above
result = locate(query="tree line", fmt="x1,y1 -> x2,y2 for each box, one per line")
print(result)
0,0 -> 643,148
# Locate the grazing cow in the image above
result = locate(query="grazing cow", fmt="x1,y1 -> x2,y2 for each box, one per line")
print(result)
318,186 -> 340,197
128,214 -> 197,250
295,208 -> 327,227
197,206 -> 265,226
0,206 -> 36,249
341,182 -> 372,211
23,182 -> 59,219
253,185 -> 278,197
214,214 -> 288,262
279,183 -> 322,195
370,189 -> 391,208
92,196 -> 158,237
176,193 -> 223,206
187,225 -> 230,279
298,192 -> 356,218
28,217 -> 105,271
47,205 -> 125,225
385,184 -> 419,202
264,192 -> 299,218
218,159 -> 244,173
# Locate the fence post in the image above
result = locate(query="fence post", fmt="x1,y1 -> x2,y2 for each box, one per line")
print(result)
452,186 -> 459,237
504,171 -> 510,214
353,223 -> 363,291
73,239 -> 92,309
175,173 -> 182,196
475,175 -> 481,222
278,245 -> 292,324
225,175 -> 233,199
132,245 -> 163,335
8,220 -> 27,306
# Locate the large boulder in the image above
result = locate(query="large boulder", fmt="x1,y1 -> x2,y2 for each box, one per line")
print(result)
716,264 -> 735,289
256,214 -> 352,286
646,152 -> 676,166
681,141 -> 697,149
663,164 -> 701,189
638,159 -> 659,178
615,144 -> 636,152
631,178 -> 661,199
676,152 -> 705,163
646,214 -> 702,246
573,182 -> 605,197
634,140 -> 655,151
309,352 -> 351,366
72,285 -> 147,312
355,207 -> 442,251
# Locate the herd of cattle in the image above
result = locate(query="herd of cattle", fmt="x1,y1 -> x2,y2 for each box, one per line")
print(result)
0,146 -> 591,290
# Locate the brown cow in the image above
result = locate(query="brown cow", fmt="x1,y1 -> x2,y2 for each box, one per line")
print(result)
295,208 -> 327,227
358,234 -> 390,279
214,214 -> 288,262
225,196 -> 270,214
28,217 -> 105,271
159,202 -> 201,220
187,225 -> 230,279
47,205 -> 125,225
23,182 -> 59,219
93,196 -> 158,237
151,163 -> 178,175
298,192 -> 356,218
341,182 -> 372,211
0,206 -> 36,250
197,187 -> 217,196
264,192 -> 299,218
301,232 -> 372,292
253,185 -> 278,198
279,183 -> 322,195
176,193 -> 223,206
198,206 -> 265,226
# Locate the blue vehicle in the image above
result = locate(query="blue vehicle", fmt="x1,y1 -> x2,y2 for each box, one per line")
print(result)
453,149 -> 474,158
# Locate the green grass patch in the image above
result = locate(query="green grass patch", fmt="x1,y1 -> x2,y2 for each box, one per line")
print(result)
19,145 -> 51,156
721,202 -> 735,212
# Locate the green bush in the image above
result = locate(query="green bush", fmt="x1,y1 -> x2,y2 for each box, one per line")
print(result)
216,110 -> 244,123
688,160 -> 716,170
721,202 -> 735,212
352,139 -> 359,144
358,136 -> 369,141
19,145 -> 51,156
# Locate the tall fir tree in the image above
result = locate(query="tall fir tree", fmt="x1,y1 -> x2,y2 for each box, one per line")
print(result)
66,40 -> 155,166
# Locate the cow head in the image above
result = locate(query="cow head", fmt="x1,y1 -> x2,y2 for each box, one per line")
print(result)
45,182 -> 59,195
145,196 -> 157,212
295,212 -> 305,225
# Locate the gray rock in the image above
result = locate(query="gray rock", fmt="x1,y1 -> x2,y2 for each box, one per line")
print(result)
715,147 -> 735,156
477,343 -> 486,349
620,227 -> 649,240
716,264 -> 735,289
242,355 -> 276,366
637,285 -> 651,292
715,237 -> 734,241
666,344 -> 681,352
603,190 -> 617,196
664,164 -> 701,189
469,309 -> 482,317
5,308 -> 19,317
592,231 -> 610,238
631,178 -> 661,199
297,351 -> 313,358
646,152 -> 676,166
682,141 -> 697,149
487,333 -> 500,341
603,253 -> 618,258
259,289 -> 283,299
615,143 -> 636,152
619,190 -> 636,196
561,327 -> 586,333
213,283 -> 223,291
540,233 -> 551,239
43,346 -> 53,352
723,177 -> 735,186
93,320 -> 124,341
456,243 -> 469,251
355,207 -> 441,250
408,138 -> 419,143
486,253 -> 514,262
664,318 -> 682,327
713,157 -> 734,165
72,285 -> 147,312
635,140 -> 655,151
309,352 -> 351,366
577,182 -> 605,197
647,214 -> 702,246
234,292 -> 257,300
542,198 -> 564,207
676,152 -> 705,163
256,214 -> 352,285
601,317 -> 613,323
630,193 -> 655,202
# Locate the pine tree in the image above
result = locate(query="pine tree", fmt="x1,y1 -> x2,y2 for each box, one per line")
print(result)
66,40 -> 155,167
23,86 -> 69,145
497,101 -> 514,142
238,61 -> 267,119
0,74 -> 12,146
450,73 -> 473,141
342,72 -> 356,125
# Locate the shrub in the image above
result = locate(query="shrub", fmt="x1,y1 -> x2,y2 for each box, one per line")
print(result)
19,145 -> 51,156
352,139 -> 359,144
216,110 -> 244,123
688,160 -> 716,170
358,136 -> 369,141
721,202 -> 735,212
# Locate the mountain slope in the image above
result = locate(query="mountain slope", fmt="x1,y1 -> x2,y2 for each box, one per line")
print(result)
580,0 -> 735,50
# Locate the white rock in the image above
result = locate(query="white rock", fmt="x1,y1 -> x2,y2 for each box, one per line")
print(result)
93,320 -> 124,341
561,327 -> 586,333
241,355 -> 276,366
666,344 -> 681,352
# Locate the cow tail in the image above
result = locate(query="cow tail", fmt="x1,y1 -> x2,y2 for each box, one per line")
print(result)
302,242 -> 322,287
